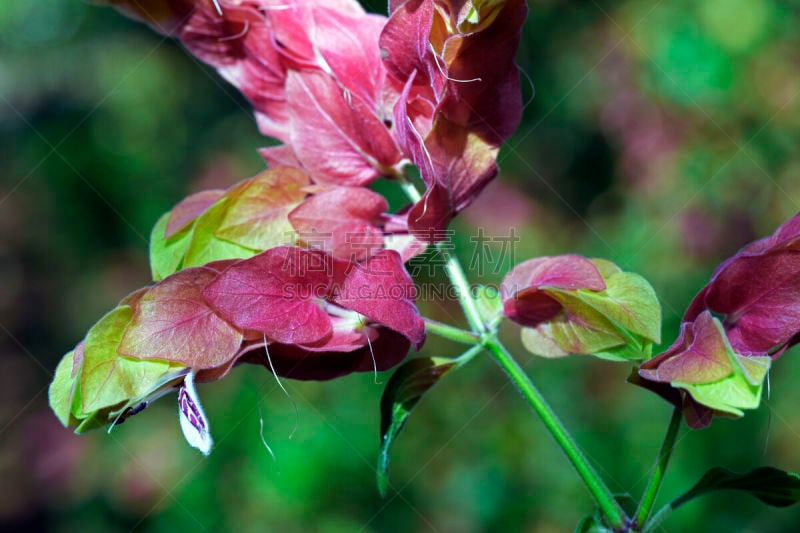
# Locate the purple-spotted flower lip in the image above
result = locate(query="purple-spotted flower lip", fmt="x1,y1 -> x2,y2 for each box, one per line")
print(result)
178,371 -> 213,455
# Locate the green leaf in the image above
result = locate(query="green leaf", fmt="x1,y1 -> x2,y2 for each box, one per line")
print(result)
671,466 -> 800,510
149,212 -> 193,281
79,305 -> 177,416
475,285 -> 503,324
183,196 -> 259,268
377,357 -> 457,497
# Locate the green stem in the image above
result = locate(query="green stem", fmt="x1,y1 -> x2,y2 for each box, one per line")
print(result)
483,337 -> 628,530
454,343 -> 485,367
398,176 -> 624,529
424,318 -> 480,345
439,245 -> 486,334
635,407 -> 682,529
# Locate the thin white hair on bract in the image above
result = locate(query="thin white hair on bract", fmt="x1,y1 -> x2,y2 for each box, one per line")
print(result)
430,43 -> 482,84
518,63 -> 536,109
360,317 -> 381,385
218,21 -> 249,42
257,399 -> 277,463
263,334 -> 299,439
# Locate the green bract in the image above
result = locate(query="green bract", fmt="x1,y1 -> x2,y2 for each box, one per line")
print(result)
48,305 -> 187,433
637,311 -> 771,426
149,167 -> 307,280
502,256 -> 661,362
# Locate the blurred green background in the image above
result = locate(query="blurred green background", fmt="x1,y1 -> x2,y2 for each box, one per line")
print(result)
3,0 -> 800,531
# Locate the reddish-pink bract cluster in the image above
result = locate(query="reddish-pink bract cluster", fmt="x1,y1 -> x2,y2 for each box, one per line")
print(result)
54,0 -> 527,432
636,212 -> 800,427
102,0 -> 526,237
500,255 -> 607,327
682,212 -> 800,357
108,247 -> 424,382
84,0 -> 525,380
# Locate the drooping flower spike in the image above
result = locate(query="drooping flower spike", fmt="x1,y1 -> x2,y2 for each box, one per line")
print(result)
682,211 -> 800,357
52,0 -> 524,452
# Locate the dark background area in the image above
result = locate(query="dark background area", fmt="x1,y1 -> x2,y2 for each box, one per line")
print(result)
3,1 -> 800,531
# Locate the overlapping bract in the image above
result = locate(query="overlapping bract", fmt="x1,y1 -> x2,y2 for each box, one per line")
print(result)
635,212 -> 800,428
50,246 -> 426,430
97,0 -> 525,238
52,103 -> 429,436
382,0 -> 526,235
500,255 -> 661,362
683,212 -> 800,357
150,166 -> 424,281
150,166 -> 307,279
633,312 -> 770,429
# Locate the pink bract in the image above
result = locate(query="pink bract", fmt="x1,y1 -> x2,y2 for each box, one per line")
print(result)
100,0 -> 526,239
683,211 -> 800,357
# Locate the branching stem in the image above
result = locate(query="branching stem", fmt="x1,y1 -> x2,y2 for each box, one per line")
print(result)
483,337 -> 628,530
400,177 -> 628,531
424,319 -> 480,345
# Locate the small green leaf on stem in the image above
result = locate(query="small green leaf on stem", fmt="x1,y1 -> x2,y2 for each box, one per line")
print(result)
377,356 -> 457,496
647,466 -> 800,531
674,466 -> 800,508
